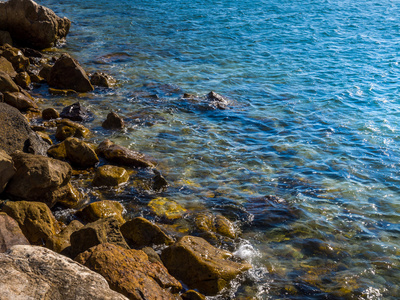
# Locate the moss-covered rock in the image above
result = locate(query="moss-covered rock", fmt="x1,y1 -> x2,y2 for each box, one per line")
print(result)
148,197 -> 187,220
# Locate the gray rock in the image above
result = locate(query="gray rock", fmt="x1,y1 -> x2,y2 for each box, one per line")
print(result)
0,103 -> 49,155
0,245 -> 128,300
0,0 -> 71,49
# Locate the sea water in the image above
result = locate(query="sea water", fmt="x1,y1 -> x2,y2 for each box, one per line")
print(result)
37,0 -> 400,298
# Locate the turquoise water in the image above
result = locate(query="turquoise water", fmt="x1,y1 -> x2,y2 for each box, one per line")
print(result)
39,0 -> 400,298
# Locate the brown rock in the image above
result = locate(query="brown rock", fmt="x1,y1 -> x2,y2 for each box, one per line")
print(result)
14,71 -> 31,89
5,152 -> 72,207
38,63 -> 52,81
75,243 -> 182,300
97,139 -> 154,168
141,246 -> 163,264
90,72 -> 116,88
0,245 -> 129,300
1,201 -> 59,245
0,44 -> 29,71
0,150 -> 15,193
46,220 -> 84,253
0,70 -> 19,92
0,56 -> 16,77
121,217 -> 173,249
55,118 -> 90,141
36,131 -> 53,145
0,103 -> 49,155
77,200 -> 125,225
69,217 -> 129,257
55,183 -> 83,208
0,0 -> 71,49
48,54 -> 94,92
0,30 -> 12,46
49,87 -> 78,95
148,197 -> 187,220
102,111 -> 125,130
42,107 -> 60,120
3,91 -> 38,111
47,141 -> 67,160
181,290 -> 206,300
92,165 -> 129,187
206,91 -> 229,109
0,212 -> 30,252
161,235 -> 251,295
63,137 -> 99,168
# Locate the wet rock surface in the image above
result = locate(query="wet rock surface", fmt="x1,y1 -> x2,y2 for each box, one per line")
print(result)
63,137 -> 99,168
42,107 -> 60,120
0,245 -> 128,300
3,91 -> 38,111
77,200 -> 125,225
90,71 -> 116,88
75,243 -> 182,300
102,111 -> 125,130
60,101 -> 92,122
55,118 -> 90,141
92,165 -> 130,187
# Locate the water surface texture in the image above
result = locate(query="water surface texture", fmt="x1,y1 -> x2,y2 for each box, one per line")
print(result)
39,0 -> 400,298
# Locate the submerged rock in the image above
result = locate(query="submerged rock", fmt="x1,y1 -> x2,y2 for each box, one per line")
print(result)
60,102 -> 92,122
206,91 -> 229,109
92,165 -> 129,187
0,245 -> 128,299
48,54 -> 94,92
161,235 -> 251,295
0,150 -> 15,193
102,111 -> 124,130
96,139 -> 154,168
5,152 -> 72,207
0,103 -> 49,155
90,72 -> 116,88
75,243 -> 182,300
1,201 -> 60,245
0,0 -> 71,49
0,213 -> 30,252
148,197 -> 187,220
120,217 -> 174,249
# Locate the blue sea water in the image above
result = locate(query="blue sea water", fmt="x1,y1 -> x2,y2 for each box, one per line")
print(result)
38,0 -> 400,298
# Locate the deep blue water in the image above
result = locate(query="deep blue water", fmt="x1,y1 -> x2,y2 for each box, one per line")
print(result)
38,0 -> 400,298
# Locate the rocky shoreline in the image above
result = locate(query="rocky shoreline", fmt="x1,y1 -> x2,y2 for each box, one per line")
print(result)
0,0 -> 252,299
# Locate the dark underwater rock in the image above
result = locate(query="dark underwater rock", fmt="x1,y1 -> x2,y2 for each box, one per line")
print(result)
60,102 -> 92,122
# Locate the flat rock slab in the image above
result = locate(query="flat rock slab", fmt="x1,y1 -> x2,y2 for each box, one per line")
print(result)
0,245 -> 128,300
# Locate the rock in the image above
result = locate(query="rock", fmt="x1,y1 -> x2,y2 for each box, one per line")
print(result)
5,152 -> 72,207
102,111 -> 124,130
36,131 -> 52,145
90,72 -> 116,88
97,139 -> 154,168
0,0 -> 71,49
21,47 -> 43,58
152,169 -> 169,192
60,101 -> 92,122
0,103 -> 49,155
46,220 -> 84,253
55,118 -> 90,141
48,54 -> 94,92
120,217 -> 174,249
1,201 -> 59,245
0,150 -> 15,193
63,137 -> 99,168
42,107 -> 60,120
69,217 -> 129,257
55,183 -> 83,209
14,71 -> 31,89
141,246 -> 163,264
49,87 -> 78,95
75,243 -> 182,300
47,141 -> 67,159
0,213 -> 30,252
3,91 -> 38,111
0,56 -> 16,77
0,245 -> 129,300
77,200 -> 125,225
0,70 -> 19,92
92,165 -> 129,187
38,63 -> 52,81
206,91 -> 229,109
161,235 -> 251,295
29,73 -> 43,83
148,197 -> 187,220
181,290 -> 206,300
0,30 -> 12,46
0,44 -> 29,71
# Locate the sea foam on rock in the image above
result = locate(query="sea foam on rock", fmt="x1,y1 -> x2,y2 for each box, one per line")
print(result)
0,0 -> 71,49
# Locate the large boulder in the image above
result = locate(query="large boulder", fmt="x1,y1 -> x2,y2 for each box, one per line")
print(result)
121,217 -> 173,249
1,201 -> 59,245
5,152 -> 72,207
75,243 -> 182,300
0,245 -> 128,300
161,235 -> 251,295
0,213 -> 29,252
48,54 -> 94,92
69,217 -> 129,258
0,103 -> 49,155
0,0 -> 71,49
0,150 -> 15,193
97,139 -> 154,168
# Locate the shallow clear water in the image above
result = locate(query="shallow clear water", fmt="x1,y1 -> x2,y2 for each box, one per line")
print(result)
37,0 -> 400,298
